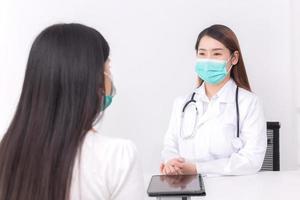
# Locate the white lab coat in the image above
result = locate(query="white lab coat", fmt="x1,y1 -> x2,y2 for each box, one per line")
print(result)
161,79 -> 267,176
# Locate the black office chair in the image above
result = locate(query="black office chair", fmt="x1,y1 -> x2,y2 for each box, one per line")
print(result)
260,121 -> 280,171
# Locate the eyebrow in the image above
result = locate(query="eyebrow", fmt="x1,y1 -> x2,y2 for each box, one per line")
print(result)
198,48 -> 225,51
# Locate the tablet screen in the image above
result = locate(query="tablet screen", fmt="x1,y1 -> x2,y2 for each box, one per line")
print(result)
147,174 -> 206,197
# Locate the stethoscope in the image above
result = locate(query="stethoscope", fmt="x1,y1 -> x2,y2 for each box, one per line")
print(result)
180,86 -> 243,149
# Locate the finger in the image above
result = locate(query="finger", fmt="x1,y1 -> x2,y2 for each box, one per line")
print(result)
165,165 -> 171,175
162,165 -> 168,175
168,166 -> 176,175
173,161 -> 185,169
169,165 -> 176,175
162,168 -> 167,175
163,166 -> 167,175
174,166 -> 183,174
160,163 -> 165,173
170,157 -> 185,164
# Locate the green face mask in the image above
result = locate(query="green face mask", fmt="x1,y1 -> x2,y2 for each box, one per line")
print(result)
195,56 -> 233,85
103,95 -> 113,110
102,73 -> 116,111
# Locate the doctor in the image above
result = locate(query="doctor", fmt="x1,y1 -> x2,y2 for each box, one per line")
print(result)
160,24 -> 267,176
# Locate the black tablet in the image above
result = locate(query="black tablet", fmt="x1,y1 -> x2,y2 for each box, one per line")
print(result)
147,174 -> 206,197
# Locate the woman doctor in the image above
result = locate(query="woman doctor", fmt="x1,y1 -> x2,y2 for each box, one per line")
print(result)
160,24 -> 267,176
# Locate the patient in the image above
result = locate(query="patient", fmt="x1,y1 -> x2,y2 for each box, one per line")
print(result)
0,23 -> 144,200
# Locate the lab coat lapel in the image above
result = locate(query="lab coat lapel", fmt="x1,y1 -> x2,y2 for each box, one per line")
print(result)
196,101 -> 221,127
195,79 -> 236,128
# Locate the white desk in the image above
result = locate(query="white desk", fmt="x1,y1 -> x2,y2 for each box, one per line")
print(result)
146,170 -> 300,200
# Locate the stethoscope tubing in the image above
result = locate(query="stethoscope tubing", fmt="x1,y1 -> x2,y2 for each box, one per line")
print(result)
181,86 -> 240,138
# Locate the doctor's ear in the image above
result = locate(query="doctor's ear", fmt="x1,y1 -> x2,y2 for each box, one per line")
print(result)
231,51 -> 239,66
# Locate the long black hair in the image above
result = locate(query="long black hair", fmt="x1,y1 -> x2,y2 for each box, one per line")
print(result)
0,23 -> 110,200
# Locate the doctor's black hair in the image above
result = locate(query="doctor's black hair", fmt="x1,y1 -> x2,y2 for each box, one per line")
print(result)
195,24 -> 251,92
0,23 -> 109,200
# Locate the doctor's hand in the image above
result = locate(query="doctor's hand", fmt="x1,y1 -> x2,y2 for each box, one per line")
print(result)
160,158 -> 197,175
160,158 -> 185,175
179,162 -> 197,175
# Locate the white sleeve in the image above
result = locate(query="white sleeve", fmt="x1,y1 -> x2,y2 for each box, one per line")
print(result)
109,140 -> 145,200
161,97 -> 184,163
196,96 -> 267,175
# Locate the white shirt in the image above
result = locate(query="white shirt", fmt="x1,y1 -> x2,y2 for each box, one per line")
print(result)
162,79 -> 267,176
70,131 -> 145,200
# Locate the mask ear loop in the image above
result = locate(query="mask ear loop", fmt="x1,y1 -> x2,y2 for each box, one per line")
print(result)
226,54 -> 235,73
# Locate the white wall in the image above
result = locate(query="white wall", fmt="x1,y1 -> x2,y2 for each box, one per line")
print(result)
291,0 -> 300,166
0,0 -> 299,176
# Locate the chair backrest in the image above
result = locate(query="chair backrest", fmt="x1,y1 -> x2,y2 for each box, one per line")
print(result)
261,121 -> 280,171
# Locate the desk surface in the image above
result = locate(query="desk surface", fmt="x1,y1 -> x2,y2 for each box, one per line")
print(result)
146,170 -> 300,200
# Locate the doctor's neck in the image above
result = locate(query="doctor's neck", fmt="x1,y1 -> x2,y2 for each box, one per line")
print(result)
204,77 -> 230,100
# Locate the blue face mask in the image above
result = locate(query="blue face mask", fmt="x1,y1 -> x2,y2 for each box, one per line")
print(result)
195,58 -> 232,85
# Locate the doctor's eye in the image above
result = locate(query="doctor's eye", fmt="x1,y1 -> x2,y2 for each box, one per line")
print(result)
197,52 -> 205,56
213,53 -> 222,56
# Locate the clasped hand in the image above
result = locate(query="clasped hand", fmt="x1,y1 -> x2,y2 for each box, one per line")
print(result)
160,157 -> 197,175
